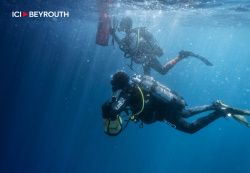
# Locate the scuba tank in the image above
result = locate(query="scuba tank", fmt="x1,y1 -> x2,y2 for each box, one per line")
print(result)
123,27 -> 164,58
131,74 -> 187,109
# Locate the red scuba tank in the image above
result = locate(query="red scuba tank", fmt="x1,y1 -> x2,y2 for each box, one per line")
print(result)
96,11 -> 111,46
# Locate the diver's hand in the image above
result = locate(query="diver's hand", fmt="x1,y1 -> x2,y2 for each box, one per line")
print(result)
109,28 -> 116,35
179,50 -> 191,59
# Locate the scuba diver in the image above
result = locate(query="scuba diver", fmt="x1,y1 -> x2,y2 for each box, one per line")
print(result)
102,71 -> 250,136
109,16 -> 213,76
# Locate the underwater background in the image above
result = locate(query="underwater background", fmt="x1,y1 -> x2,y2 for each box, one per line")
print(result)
1,0 -> 250,172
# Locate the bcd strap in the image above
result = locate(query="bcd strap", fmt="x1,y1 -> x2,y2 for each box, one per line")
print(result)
128,86 -> 145,123
121,86 -> 145,131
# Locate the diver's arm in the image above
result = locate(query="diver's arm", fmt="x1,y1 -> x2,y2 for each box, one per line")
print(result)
110,30 -> 122,45
110,93 -> 130,116
102,92 -> 131,119
102,101 -> 115,119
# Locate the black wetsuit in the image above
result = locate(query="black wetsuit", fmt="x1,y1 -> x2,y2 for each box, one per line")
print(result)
102,85 -> 221,134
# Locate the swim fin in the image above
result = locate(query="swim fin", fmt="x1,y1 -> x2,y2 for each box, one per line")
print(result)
213,100 -> 250,127
188,51 -> 213,66
213,100 -> 250,115
232,114 -> 250,127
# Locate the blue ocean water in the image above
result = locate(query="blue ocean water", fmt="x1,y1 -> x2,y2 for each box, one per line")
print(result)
0,0 -> 250,173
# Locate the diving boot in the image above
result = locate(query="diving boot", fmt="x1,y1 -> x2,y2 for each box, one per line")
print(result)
211,100 -> 231,118
178,50 -> 192,59
212,100 -> 228,109
212,100 -> 250,127
212,100 -> 250,116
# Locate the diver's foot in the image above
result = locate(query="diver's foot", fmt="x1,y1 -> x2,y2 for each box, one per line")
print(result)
215,108 -> 230,118
212,100 -> 230,118
212,100 -> 230,109
178,50 -> 192,59
212,100 -> 224,109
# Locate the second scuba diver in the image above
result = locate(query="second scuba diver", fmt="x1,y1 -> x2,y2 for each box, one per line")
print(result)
102,71 -> 250,136
110,16 -> 213,76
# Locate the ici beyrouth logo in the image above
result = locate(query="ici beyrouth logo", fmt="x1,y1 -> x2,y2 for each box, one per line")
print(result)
12,11 -> 69,18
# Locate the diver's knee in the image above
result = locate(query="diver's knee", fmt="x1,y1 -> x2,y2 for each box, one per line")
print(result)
186,124 -> 196,134
159,69 -> 167,75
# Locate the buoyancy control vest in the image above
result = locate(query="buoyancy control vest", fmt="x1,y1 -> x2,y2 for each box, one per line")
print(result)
131,74 -> 187,109
120,27 -> 164,60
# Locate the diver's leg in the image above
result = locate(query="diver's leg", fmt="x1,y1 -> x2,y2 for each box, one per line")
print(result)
162,51 -> 194,74
165,112 -> 221,134
181,105 -> 213,118
162,57 -> 183,74
149,57 -> 168,75
142,64 -> 151,76
145,55 -> 182,75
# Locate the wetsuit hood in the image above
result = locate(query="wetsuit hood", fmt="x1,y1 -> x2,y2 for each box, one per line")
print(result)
111,71 -> 130,92
118,16 -> 133,34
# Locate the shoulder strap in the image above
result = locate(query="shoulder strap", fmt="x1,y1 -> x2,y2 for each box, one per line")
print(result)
121,86 -> 145,131
130,86 -> 144,122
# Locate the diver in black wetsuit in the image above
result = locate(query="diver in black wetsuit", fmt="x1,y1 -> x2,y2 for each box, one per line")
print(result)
102,71 -> 250,136
109,16 -> 211,76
